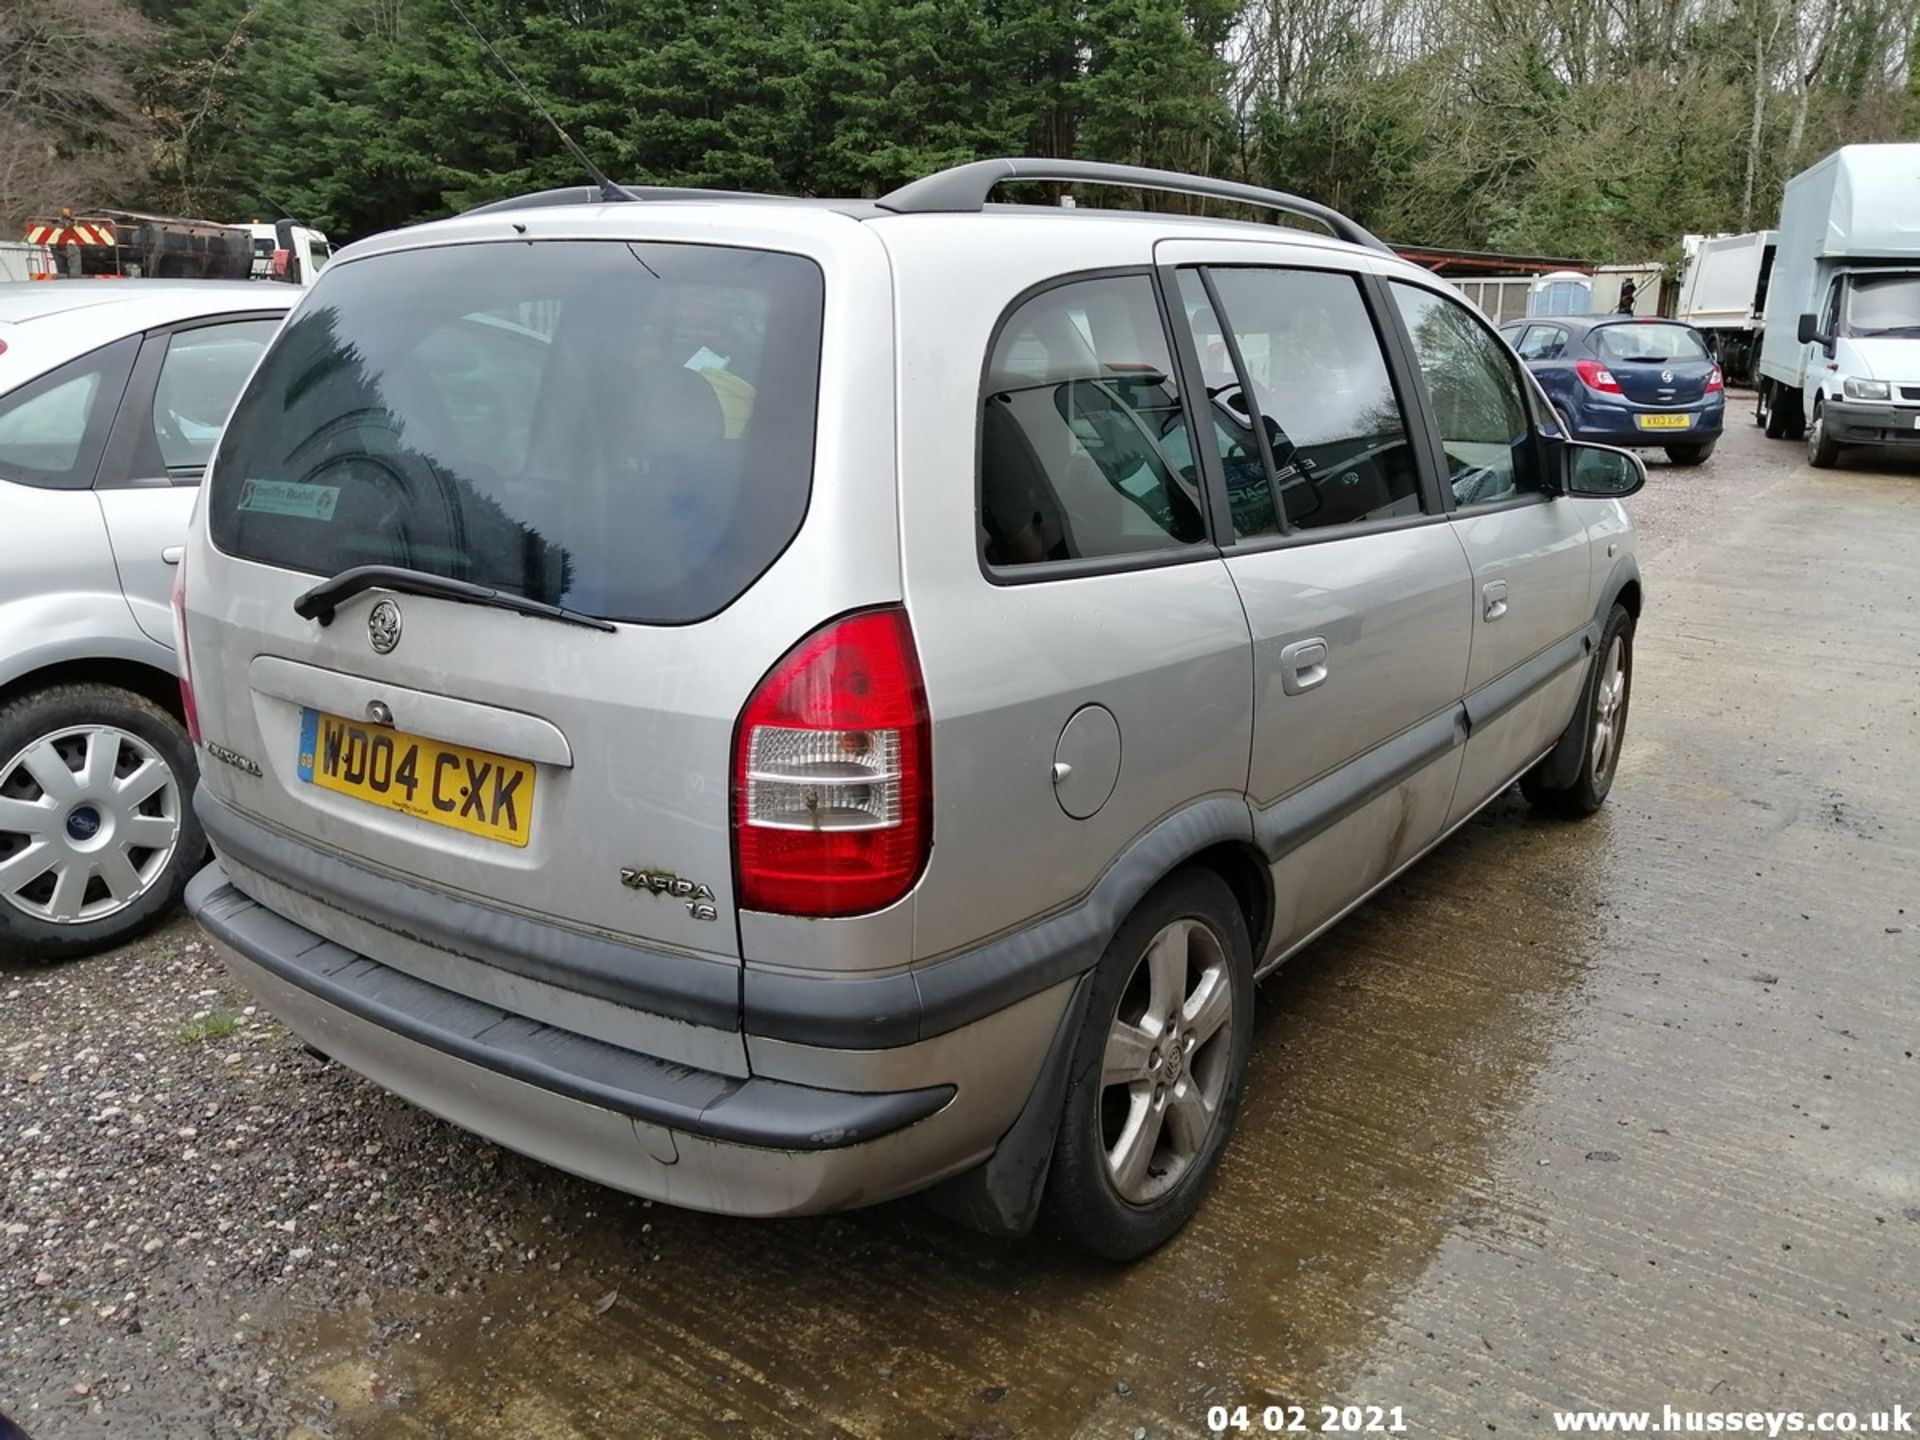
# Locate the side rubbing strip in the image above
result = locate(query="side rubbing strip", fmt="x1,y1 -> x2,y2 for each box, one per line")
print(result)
1462,628 -> 1593,733
1253,707 -> 1468,859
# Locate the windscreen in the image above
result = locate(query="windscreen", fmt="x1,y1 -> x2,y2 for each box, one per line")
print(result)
1593,324 -> 1709,362
1844,274 -> 1920,335
210,239 -> 825,624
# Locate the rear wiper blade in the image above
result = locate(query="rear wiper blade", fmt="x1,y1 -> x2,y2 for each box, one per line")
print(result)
293,564 -> 616,631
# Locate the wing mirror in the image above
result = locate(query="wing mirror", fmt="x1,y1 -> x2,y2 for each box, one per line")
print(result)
1565,442 -> 1646,498
1796,313 -> 1835,353
273,218 -> 302,285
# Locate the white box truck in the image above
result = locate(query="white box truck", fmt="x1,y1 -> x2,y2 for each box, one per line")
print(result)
1755,144 -> 1920,466
1676,231 -> 1776,382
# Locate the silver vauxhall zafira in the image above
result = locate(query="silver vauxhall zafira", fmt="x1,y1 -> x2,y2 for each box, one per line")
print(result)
179,160 -> 1644,1259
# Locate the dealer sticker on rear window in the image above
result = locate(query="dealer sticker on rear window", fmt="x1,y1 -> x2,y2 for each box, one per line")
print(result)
236,479 -> 340,520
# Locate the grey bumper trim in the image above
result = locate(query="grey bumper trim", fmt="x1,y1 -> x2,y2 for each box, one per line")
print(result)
187,866 -> 953,1150
195,787 -> 741,1032
195,788 -> 1259,1054
1823,398 -> 1920,443
744,794 -> 1258,1049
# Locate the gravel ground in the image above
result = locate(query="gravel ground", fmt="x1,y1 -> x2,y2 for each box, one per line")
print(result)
1,404 -> 1901,1438
1,921 -> 639,1438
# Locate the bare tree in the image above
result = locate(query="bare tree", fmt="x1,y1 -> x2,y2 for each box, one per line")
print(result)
0,0 -> 156,229
1740,0 -> 1789,226
1786,0 -> 1849,161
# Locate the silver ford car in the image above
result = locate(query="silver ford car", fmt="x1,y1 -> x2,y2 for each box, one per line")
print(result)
179,160 -> 1644,1259
0,281 -> 290,959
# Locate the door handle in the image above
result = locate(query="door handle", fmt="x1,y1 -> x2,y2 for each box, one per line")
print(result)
1279,637 -> 1329,695
162,546 -> 183,566
1482,580 -> 1509,622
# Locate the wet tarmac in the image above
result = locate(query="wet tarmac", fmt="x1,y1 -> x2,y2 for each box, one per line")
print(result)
269,421 -> 1920,1437
8,419 -> 1912,1439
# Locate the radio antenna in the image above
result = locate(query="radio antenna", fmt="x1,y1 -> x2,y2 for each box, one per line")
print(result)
446,0 -> 632,204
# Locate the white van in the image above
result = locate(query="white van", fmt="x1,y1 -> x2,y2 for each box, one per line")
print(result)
1755,144 -> 1920,466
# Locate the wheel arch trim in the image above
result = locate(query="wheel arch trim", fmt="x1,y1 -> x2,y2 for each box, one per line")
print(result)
745,794 -> 1259,1049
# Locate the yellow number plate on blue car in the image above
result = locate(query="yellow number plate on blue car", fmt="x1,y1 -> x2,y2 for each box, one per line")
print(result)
1635,413 -> 1691,430
296,709 -> 534,847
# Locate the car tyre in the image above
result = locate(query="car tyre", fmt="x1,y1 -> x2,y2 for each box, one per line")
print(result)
1806,400 -> 1842,469
1521,604 -> 1634,818
0,684 -> 205,962
1044,868 -> 1254,1261
1664,441 -> 1715,467
1760,382 -> 1803,440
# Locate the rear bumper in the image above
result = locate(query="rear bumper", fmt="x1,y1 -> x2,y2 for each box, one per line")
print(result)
187,864 -> 1071,1216
192,784 -> 1086,1052
1821,398 -> 1920,446
1565,395 -> 1724,447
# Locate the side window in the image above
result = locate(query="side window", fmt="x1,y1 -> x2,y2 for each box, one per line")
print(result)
1183,266 -> 1424,534
0,337 -> 137,490
149,320 -> 282,473
1517,325 -> 1566,361
981,274 -> 1208,569
1391,284 -> 1542,509
1820,279 -> 1842,337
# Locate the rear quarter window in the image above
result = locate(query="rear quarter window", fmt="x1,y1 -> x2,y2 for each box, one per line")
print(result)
0,337 -> 137,490
209,240 -> 825,625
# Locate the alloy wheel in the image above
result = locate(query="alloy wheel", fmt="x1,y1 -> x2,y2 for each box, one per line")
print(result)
1590,637 -> 1628,781
1098,917 -> 1236,1205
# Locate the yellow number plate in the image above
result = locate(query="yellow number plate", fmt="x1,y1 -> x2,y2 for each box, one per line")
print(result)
297,709 -> 534,847
1635,413 -> 1691,430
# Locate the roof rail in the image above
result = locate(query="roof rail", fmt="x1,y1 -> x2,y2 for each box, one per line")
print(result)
462,184 -> 781,217
875,158 -> 1391,254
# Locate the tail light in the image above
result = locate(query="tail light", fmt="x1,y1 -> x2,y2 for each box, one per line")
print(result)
169,562 -> 202,745
1576,360 -> 1622,394
733,608 -> 930,917
1706,365 -> 1724,393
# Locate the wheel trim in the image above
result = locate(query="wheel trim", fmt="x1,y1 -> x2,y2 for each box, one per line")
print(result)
1098,917 -> 1235,1206
0,725 -> 181,925
1589,636 -> 1628,780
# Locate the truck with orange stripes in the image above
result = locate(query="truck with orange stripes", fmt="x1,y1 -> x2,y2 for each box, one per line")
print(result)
24,209 -> 258,280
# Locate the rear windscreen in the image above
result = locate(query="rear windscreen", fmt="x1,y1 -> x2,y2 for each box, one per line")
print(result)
210,240 -> 824,624
1592,324 -> 1708,363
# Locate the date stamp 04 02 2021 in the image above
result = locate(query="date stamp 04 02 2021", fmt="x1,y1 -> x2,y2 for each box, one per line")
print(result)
1209,1404 -> 1410,1435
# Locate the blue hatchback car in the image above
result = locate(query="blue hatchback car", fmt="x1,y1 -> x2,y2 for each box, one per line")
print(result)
1499,316 -> 1725,465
